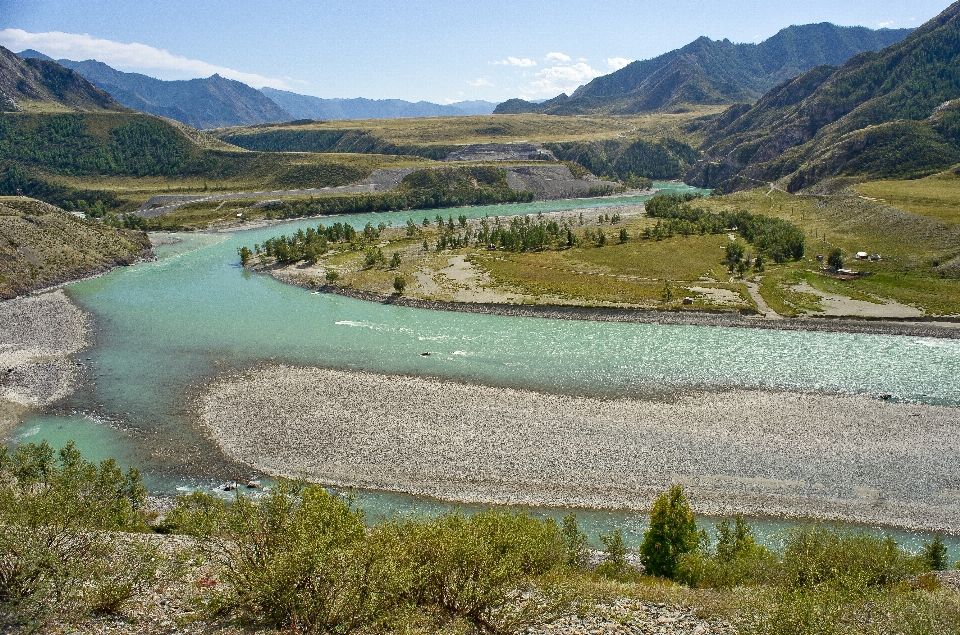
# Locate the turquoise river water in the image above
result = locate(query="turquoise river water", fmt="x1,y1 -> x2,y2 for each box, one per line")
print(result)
9,183 -> 960,554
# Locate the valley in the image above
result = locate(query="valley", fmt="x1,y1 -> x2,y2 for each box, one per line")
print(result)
3,3 -> 960,633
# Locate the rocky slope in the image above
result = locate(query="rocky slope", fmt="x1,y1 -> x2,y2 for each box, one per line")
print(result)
0,197 -> 152,299
495,23 -> 911,115
687,1 -> 960,191
0,46 -> 123,113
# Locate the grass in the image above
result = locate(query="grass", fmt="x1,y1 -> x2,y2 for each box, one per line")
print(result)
44,151 -> 434,210
212,108 -> 726,149
854,172 -> 960,225
696,187 -> 960,316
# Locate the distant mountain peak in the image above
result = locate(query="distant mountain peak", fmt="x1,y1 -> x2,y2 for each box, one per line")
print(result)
494,23 -> 912,115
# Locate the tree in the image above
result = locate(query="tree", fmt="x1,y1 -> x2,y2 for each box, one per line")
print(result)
924,534 -> 948,570
237,246 -> 251,266
827,248 -> 844,269
640,485 -> 700,578
725,242 -> 745,272
393,276 -> 406,294
390,252 -> 402,269
325,269 -> 339,283
560,513 -> 587,568
619,228 -> 628,243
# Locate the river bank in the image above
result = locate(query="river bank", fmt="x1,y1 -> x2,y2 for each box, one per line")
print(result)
0,290 -> 90,436
200,365 -> 960,534
277,281 -> 960,340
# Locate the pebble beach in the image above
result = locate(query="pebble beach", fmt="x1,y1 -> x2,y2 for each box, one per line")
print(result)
200,365 -> 960,533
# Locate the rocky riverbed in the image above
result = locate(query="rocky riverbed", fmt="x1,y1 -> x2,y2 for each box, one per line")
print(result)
0,290 -> 89,436
200,366 -> 960,534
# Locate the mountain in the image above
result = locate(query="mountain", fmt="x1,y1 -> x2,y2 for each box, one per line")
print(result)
261,87 -> 495,120
0,46 -> 123,113
16,54 -> 293,129
687,1 -> 960,192
494,23 -> 912,115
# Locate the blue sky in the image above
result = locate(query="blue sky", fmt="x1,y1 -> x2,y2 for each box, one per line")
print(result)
0,0 -> 950,103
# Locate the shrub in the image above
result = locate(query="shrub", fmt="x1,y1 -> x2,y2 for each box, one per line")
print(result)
640,485 -> 700,579
190,481 -> 401,633
393,276 -> 407,294
677,515 -> 777,588
778,525 -> 922,590
923,534 -> 948,571
560,513 -> 587,569
0,442 -> 159,626
393,509 -> 572,634
827,248 -> 844,269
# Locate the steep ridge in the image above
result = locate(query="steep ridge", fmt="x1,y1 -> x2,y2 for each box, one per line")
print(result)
0,46 -> 123,113
687,2 -> 960,192
19,57 -> 294,129
495,24 -> 911,115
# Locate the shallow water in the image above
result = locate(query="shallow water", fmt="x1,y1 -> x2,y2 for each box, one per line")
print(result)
9,183 -> 960,548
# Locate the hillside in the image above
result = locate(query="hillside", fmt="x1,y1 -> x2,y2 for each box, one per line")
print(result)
495,24 -> 911,115
687,1 -> 960,192
15,55 -> 294,129
262,87 -> 496,120
0,196 -> 151,298
0,110 -> 429,214
0,46 -> 124,113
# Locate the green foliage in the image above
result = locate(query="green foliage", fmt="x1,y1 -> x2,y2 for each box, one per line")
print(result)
0,442 -> 158,626
778,525 -> 923,590
677,515 -> 777,588
184,481 -> 397,633
923,535 -> 948,571
547,137 -> 699,181
827,247 -> 844,269
219,127 -> 455,160
646,193 -> 805,263
172,485 -> 573,634
559,513 -> 587,569
393,509 -> 570,634
640,485 -> 700,579
393,275 -> 406,294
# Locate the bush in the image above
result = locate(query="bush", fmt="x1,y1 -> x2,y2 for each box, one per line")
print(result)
393,276 -> 407,294
827,248 -> 844,269
677,515 -> 777,588
0,442 -> 159,626
639,485 -> 700,579
187,482 -> 401,633
391,509 -> 572,634
924,535 -> 948,571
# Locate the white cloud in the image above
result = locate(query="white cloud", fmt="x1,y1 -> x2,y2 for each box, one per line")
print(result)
545,52 -> 571,62
494,56 -> 536,67
468,77 -> 493,87
0,29 -> 290,89
878,20 -> 894,28
606,57 -> 633,71
530,62 -> 602,95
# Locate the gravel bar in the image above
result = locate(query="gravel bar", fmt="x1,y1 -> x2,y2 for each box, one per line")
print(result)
200,366 -> 960,533
0,290 -> 89,435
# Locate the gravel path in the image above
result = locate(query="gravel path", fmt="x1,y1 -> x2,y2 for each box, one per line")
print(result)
0,290 -> 89,435
201,366 -> 960,533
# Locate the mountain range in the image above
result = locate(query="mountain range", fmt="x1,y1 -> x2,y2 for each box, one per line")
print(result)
15,50 -> 496,127
261,88 -> 496,120
686,1 -> 960,192
0,46 -> 122,113
495,23 -> 912,115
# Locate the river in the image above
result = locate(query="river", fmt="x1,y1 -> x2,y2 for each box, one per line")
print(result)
9,183 -> 960,554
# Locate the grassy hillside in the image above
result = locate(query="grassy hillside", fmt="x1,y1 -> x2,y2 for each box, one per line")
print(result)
213,109 -> 722,155
0,112 -> 433,213
0,196 -> 151,299
688,2 -> 960,192
0,46 -> 124,114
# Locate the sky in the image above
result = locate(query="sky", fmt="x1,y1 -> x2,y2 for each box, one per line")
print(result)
0,0 -> 950,103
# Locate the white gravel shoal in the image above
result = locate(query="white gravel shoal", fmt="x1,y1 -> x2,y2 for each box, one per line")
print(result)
201,366 -> 960,532
0,290 -> 88,414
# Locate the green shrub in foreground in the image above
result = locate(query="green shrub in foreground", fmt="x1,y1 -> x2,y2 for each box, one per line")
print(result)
0,442 -> 159,627
171,484 -> 577,634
